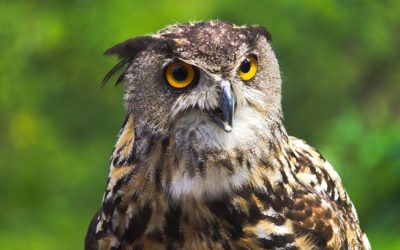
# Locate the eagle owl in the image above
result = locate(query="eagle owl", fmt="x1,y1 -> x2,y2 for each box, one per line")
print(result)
85,21 -> 370,250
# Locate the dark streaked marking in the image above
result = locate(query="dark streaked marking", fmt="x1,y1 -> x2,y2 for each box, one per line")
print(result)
236,186 -> 252,199
115,142 -> 129,156
235,150 -> 244,166
259,155 -> 272,167
144,134 -> 156,156
280,169 -> 289,184
282,196 -> 295,209
324,171 -> 336,198
127,140 -> 139,165
308,165 -> 318,176
262,177 -> 274,194
297,154 -> 312,167
113,196 -> 122,207
103,219 -> 113,234
259,234 -> 295,248
301,149 -> 314,158
324,225 -> 334,242
117,201 -> 128,215
187,131 -> 199,177
330,189 -> 337,200
126,128 -> 150,165
112,155 -> 121,167
245,159 -> 252,170
284,158 -> 304,186
161,136 -> 170,152
269,196 -> 284,213
102,198 -> 115,217
187,148 -> 197,178
207,199 -> 245,239
104,189 -> 110,200
131,191 -> 139,201
164,203 -> 183,241
305,208 -> 313,217
248,198 -> 263,224
293,223 -> 327,248
315,149 -> 327,162
154,137 -> 169,190
172,151 -> 180,169
154,160 -> 163,191
94,227 -> 107,240
219,158 -> 234,174
85,211 -> 100,250
197,157 -> 206,177
112,173 -> 129,193
123,202 -> 152,242
253,190 -> 271,210
164,168 -> 172,195
210,221 -> 222,241
265,214 -> 286,226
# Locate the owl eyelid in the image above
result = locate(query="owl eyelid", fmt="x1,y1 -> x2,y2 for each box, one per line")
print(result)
237,53 -> 258,68
240,50 -> 258,59
243,53 -> 258,61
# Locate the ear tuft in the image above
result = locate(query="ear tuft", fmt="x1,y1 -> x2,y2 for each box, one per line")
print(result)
102,36 -> 158,86
251,26 -> 272,42
104,36 -> 156,58
102,59 -> 128,86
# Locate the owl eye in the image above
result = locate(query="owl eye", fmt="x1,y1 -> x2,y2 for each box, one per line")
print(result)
239,55 -> 257,81
165,62 -> 197,89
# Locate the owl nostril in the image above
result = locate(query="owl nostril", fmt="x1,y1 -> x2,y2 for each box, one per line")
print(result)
214,108 -> 223,115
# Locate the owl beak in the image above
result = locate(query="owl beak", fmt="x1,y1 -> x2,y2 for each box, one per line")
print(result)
207,80 -> 235,133
220,80 -> 235,132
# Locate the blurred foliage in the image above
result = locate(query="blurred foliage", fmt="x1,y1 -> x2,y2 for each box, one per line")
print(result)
0,0 -> 399,249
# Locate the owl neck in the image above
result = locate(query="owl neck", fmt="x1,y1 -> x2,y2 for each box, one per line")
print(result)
107,114 -> 290,201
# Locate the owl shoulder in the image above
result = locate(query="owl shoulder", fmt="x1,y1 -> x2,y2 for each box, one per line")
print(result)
283,136 -> 370,249
287,136 -> 348,202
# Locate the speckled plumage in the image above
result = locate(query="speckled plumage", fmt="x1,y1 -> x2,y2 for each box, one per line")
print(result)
85,21 -> 370,250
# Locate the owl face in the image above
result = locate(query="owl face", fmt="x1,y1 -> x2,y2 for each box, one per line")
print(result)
106,21 -> 282,150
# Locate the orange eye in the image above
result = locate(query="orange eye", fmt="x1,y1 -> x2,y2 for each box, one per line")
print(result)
239,55 -> 257,81
165,62 -> 196,89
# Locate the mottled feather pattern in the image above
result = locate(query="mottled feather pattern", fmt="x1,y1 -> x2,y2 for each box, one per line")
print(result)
86,115 -> 369,250
85,20 -> 370,250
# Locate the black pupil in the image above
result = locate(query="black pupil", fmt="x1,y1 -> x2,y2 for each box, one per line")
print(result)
240,59 -> 251,73
172,66 -> 188,82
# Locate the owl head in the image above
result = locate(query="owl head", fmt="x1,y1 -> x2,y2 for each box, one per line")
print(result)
104,20 -> 283,151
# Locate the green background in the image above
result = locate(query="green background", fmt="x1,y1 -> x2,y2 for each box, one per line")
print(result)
1,0 -> 399,249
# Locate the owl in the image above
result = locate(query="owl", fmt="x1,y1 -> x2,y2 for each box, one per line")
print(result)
85,21 -> 370,250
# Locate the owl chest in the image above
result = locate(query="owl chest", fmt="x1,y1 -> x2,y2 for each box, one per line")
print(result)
105,188 -> 305,250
